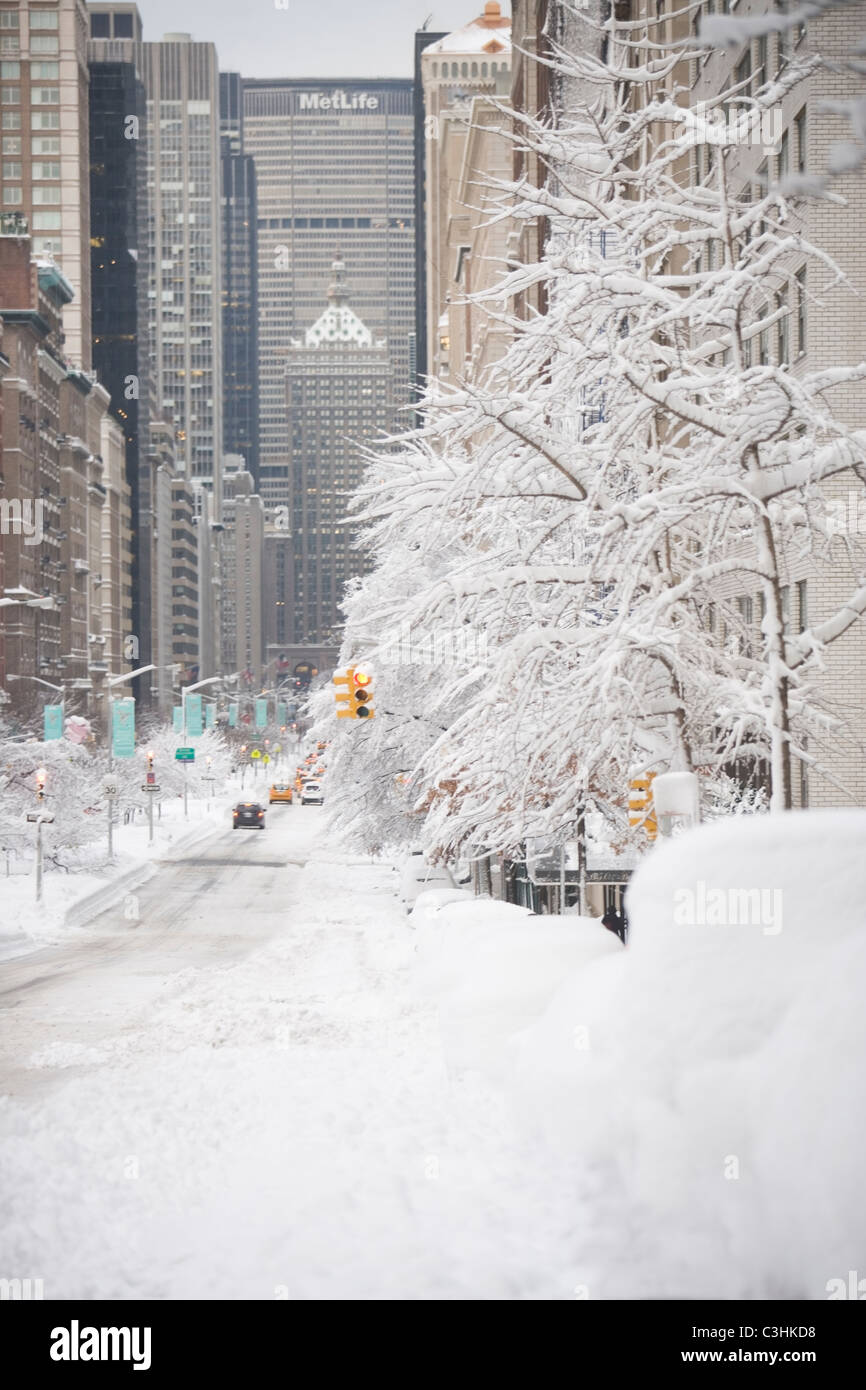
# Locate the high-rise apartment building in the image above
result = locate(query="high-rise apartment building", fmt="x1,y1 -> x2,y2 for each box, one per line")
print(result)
413,25 -> 447,394
283,256 -> 391,651
420,2 -> 512,379
241,76 -> 414,511
220,454 -> 263,685
0,0 -> 92,369
220,72 -> 258,487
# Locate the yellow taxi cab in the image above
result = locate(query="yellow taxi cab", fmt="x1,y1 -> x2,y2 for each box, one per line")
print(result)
269,783 -> 294,805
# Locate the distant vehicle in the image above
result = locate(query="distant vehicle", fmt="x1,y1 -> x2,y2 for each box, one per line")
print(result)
233,801 -> 265,829
300,780 -> 324,806
269,784 -> 293,805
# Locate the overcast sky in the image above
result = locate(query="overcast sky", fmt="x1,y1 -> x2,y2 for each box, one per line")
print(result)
135,1 -> 509,79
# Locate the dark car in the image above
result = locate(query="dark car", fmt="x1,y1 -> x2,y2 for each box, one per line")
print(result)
233,801 -> 265,829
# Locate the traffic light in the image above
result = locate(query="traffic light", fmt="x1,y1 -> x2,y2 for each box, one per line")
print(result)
35,766 -> 47,801
628,772 -> 657,840
146,749 -> 154,773
333,666 -> 356,718
352,668 -> 374,719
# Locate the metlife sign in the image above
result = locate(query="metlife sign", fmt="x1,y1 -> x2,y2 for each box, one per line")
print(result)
298,90 -> 380,112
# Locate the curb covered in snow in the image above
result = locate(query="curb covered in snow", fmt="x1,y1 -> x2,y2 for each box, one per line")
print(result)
63,816 -> 223,931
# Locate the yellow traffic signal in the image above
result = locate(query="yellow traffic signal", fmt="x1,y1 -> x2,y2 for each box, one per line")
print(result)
352,668 -> 374,720
629,772 -> 657,840
35,766 -> 47,801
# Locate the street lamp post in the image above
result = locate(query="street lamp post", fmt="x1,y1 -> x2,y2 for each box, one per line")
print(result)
6,673 -> 66,731
102,665 -> 156,858
180,676 -> 221,818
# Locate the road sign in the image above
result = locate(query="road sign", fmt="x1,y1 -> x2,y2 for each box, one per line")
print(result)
146,771 -> 156,785
175,747 -> 195,762
102,780 -> 118,797
251,749 -> 262,759
263,754 -> 270,764
26,811 -> 55,823
141,784 -> 161,793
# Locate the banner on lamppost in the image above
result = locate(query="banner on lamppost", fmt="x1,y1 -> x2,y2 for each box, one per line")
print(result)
186,693 -> 204,737
172,706 -> 183,733
111,697 -> 136,759
205,703 -> 215,729
276,702 -> 287,727
43,705 -> 63,741
255,698 -> 268,729
228,703 -> 238,728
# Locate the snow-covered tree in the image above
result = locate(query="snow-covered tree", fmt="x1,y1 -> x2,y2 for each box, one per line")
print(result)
323,3 -> 866,855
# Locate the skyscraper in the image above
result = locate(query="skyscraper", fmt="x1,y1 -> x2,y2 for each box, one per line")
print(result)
241,76 -> 414,512
140,33 -> 223,677
88,12 -> 151,685
220,72 -> 258,487
141,33 -> 223,513
283,256 -> 391,653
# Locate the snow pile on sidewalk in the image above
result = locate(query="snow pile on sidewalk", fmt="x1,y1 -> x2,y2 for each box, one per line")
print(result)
412,812 -> 866,1298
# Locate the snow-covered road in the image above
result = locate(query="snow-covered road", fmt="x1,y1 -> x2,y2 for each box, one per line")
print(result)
0,805 -> 592,1299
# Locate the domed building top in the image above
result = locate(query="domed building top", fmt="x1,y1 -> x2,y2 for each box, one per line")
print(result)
422,2 -> 511,57
305,254 -> 373,349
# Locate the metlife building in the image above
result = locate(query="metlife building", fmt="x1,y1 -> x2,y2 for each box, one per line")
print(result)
241,78 -> 415,509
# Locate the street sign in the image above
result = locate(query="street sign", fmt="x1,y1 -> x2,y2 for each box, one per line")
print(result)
175,747 -> 195,762
26,811 -> 55,823
263,754 -> 270,765
146,771 -> 156,785
141,784 -> 161,793
250,749 -> 262,760
102,780 -> 118,797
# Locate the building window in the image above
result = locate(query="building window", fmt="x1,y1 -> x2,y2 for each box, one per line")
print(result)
32,62 -> 58,78
776,288 -> 789,363
32,184 -> 60,202
114,13 -> 134,38
2,158 -> 20,176
32,160 -> 59,178
0,12 -> 20,28
797,579 -> 808,632
30,36 -> 59,54
796,266 -> 806,354
1,134 -> 19,152
30,11 -> 60,29
1,110 -> 20,128
0,35 -> 19,54
795,106 -> 806,173
31,135 -> 59,153
32,88 -> 60,104
2,184 -> 22,203
0,60 -> 19,77
1,86 -> 20,103
31,111 -> 59,128
32,209 -> 61,228
758,304 -> 769,365
778,128 -> 789,178
89,13 -> 110,38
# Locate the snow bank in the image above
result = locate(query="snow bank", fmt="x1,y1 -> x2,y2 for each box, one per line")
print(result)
414,898 -> 621,1079
414,812 -> 866,1297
